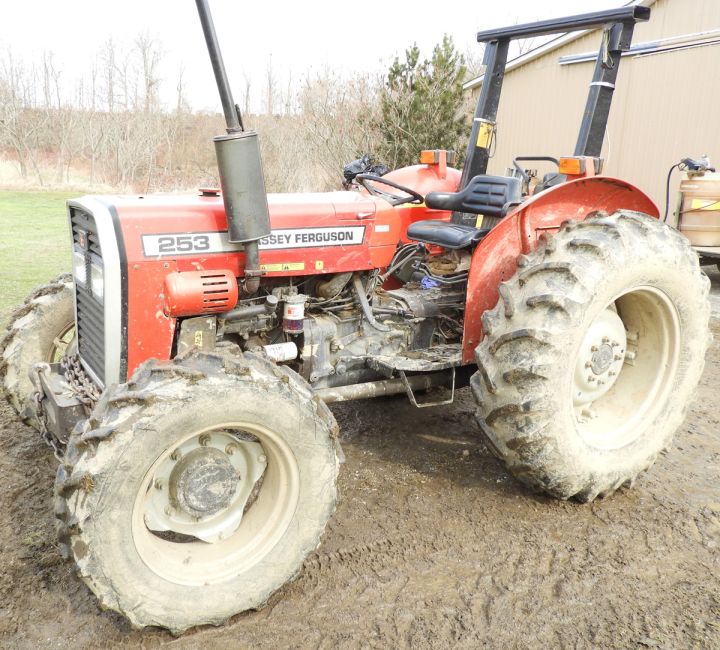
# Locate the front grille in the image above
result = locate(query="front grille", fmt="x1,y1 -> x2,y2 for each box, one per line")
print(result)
70,206 -> 105,382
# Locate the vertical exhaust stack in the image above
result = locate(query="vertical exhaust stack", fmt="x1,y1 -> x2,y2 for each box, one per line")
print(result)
195,0 -> 270,295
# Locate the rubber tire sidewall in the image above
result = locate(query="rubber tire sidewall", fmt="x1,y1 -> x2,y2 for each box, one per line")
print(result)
473,212 -> 711,500
1,277 -> 74,423
519,259 -> 702,488
67,361 -> 338,632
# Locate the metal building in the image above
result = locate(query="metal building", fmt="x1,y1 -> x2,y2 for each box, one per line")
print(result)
463,0 -> 720,209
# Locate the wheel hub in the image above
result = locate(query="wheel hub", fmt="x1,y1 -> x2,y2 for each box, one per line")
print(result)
143,430 -> 267,543
590,343 -> 615,375
573,307 -> 628,416
170,449 -> 237,518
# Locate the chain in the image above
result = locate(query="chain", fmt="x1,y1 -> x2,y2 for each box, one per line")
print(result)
28,362 -> 64,460
61,354 -> 101,407
29,355 -> 100,461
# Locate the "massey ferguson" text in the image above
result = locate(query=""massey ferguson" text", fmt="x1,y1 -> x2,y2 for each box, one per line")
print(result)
258,227 -> 365,250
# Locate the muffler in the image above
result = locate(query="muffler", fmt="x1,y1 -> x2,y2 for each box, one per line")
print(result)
196,0 -> 270,294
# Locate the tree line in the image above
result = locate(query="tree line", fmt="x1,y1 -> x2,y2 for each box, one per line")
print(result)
0,34 -> 472,193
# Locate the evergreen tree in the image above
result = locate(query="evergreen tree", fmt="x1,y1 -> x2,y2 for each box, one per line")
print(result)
377,36 -> 469,169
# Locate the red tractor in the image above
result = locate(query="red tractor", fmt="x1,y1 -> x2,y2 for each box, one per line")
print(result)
0,3 -> 711,633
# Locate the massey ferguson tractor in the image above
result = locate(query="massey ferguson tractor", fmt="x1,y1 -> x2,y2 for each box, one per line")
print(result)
0,2 -> 711,633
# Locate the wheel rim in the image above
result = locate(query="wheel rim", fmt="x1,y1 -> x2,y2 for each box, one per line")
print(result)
571,286 -> 681,450
45,322 -> 75,363
131,421 -> 299,586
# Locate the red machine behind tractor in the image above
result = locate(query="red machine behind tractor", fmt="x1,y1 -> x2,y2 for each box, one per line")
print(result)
0,2 -> 711,633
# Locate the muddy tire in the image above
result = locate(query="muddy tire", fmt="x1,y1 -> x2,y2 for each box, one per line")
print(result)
0,274 -> 74,428
472,211 -> 711,502
55,351 -> 339,633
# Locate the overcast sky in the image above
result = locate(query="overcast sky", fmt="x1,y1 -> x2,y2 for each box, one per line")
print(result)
1,0 -> 622,111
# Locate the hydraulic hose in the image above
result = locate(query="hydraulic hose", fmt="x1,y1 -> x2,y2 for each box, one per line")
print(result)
352,274 -> 390,331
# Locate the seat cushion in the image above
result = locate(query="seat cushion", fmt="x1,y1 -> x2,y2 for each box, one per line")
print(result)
407,220 -> 489,249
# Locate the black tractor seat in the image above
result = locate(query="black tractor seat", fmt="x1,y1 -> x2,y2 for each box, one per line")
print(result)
407,174 -> 522,249
425,174 -> 522,217
407,220 -> 490,249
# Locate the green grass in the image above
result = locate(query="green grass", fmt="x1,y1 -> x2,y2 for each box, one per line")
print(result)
0,190 -> 81,325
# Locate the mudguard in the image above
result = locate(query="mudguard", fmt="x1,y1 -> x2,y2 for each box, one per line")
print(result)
461,176 -> 659,363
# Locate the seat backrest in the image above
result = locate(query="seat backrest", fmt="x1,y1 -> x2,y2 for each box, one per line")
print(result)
425,175 -> 522,217
533,172 -> 566,195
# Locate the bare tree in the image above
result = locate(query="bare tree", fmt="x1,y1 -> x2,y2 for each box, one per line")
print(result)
264,56 -> 277,116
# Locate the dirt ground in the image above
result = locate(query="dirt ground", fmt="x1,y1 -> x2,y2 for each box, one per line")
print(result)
0,324 -> 719,649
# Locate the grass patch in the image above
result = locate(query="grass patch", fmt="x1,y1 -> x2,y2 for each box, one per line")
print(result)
0,190 -> 81,325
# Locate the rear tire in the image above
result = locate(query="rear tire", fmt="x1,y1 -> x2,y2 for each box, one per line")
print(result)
472,212 -> 711,501
55,352 -> 340,633
1,274 -> 74,428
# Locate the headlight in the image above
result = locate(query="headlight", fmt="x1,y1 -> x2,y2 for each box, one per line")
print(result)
73,250 -> 86,285
90,260 -> 104,302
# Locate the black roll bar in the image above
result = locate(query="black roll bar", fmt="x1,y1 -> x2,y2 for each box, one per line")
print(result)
475,6 -> 650,43
461,5 -> 651,188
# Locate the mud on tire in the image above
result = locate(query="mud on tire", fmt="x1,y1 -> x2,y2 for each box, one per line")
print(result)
55,351 -> 340,633
0,274 -> 74,428
472,211 -> 711,502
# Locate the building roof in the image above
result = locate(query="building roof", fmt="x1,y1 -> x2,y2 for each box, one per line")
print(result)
463,0 -> 656,91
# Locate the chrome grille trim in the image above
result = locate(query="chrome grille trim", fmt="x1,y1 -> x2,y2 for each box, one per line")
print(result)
67,197 -> 123,388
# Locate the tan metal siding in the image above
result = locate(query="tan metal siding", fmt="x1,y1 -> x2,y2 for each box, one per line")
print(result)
476,0 -> 720,210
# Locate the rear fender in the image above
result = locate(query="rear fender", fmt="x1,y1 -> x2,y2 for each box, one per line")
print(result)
461,176 -> 658,363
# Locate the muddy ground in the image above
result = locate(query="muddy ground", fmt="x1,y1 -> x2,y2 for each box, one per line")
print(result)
1,328 -> 719,649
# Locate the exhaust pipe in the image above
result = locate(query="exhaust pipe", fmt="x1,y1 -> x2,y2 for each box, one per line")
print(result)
195,0 -> 270,295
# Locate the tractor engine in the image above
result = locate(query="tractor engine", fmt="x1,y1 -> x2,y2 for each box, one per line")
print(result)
210,245 -> 469,390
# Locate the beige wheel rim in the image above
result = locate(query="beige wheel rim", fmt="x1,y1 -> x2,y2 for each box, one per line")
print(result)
45,322 -> 75,363
572,286 -> 680,450
131,421 -> 299,586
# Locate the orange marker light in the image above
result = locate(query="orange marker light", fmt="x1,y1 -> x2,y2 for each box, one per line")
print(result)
558,157 -> 586,175
420,150 -> 439,164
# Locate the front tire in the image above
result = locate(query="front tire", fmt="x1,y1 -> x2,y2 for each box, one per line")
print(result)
472,211 -> 711,501
55,352 -> 340,633
1,274 -> 74,428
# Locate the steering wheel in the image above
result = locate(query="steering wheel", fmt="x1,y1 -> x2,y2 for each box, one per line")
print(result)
355,173 -> 424,206
511,156 -> 561,190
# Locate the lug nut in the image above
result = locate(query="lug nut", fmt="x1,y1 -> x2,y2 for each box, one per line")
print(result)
602,336 -> 609,343
588,376 -> 596,382
614,354 -> 623,361
199,434 -> 210,447
585,361 -> 592,368
170,449 -> 182,461
225,443 -> 237,456
164,506 -> 174,517
591,345 -> 599,352
154,478 -> 163,490
258,454 -> 267,463
608,371 -> 616,377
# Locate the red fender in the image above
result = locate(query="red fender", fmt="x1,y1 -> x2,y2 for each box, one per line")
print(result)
461,176 -> 659,363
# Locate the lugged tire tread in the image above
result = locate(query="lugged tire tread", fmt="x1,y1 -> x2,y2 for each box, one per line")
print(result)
55,351 -> 340,632
0,274 -> 74,427
471,211 -> 711,501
